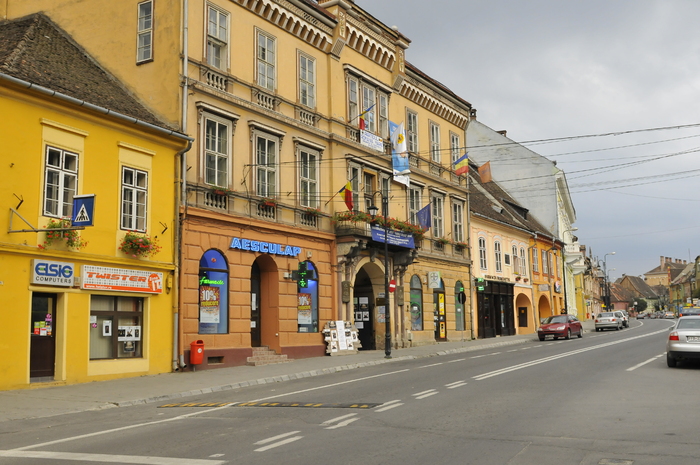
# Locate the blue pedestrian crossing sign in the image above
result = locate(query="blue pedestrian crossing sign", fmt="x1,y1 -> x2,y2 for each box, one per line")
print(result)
72,195 -> 95,227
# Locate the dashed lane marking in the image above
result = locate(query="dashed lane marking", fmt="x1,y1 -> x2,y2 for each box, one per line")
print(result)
159,401 -> 380,409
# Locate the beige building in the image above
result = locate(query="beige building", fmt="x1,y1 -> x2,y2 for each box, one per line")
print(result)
4,0 -> 478,369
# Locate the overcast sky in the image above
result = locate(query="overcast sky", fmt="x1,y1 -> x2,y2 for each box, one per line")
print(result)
361,0 -> 700,280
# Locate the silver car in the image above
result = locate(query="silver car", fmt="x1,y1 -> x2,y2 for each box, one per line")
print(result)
595,312 -> 623,331
666,316 -> 700,367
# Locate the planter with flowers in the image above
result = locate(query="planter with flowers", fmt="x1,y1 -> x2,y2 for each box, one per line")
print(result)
261,198 -> 277,207
119,231 -> 161,258
211,186 -> 235,196
38,217 -> 88,251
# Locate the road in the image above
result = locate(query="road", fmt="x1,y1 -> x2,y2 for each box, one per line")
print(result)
1,318 -> 696,465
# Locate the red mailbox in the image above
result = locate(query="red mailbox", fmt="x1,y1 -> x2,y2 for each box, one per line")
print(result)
190,340 -> 204,365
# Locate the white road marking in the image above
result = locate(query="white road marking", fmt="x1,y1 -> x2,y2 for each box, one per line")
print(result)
255,431 -> 302,445
0,450 -> 226,464
324,417 -> 359,429
473,328 -> 669,380
445,381 -> 468,389
418,362 -> 444,368
254,437 -> 303,452
375,400 -> 403,412
446,358 -> 466,363
413,389 -> 438,399
321,413 -> 357,426
626,353 -> 666,371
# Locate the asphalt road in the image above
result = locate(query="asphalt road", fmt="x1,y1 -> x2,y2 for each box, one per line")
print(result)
1,318 -> 696,465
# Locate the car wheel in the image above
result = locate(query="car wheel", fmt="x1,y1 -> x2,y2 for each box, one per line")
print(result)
538,336 -> 545,341
565,329 -> 571,340
595,327 -> 600,332
667,353 -> 677,368
616,324 -> 620,331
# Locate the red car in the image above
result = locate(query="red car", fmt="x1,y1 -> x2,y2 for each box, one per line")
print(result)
537,314 -> 583,341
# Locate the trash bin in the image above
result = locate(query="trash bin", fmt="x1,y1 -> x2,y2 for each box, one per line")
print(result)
190,340 -> 204,365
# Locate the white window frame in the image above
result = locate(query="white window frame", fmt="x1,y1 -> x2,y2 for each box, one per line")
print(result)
254,131 -> 279,198
299,52 -> 315,108
43,146 -> 78,218
452,200 -> 464,243
406,109 -> 418,153
542,249 -> 549,275
408,187 -> 421,224
257,30 -> 276,91
136,1 -> 153,63
363,172 -> 375,213
430,122 -> 441,163
450,132 -> 461,165
495,241 -> 502,272
431,193 -> 444,238
520,247 -> 527,275
479,236 -> 488,270
120,166 -> 148,232
361,84 -> 376,133
299,146 -> 319,208
378,93 -> 389,139
349,165 -> 361,212
206,5 -> 228,70
532,247 -> 539,273
512,245 -> 520,274
203,114 -> 231,188
348,77 -> 359,127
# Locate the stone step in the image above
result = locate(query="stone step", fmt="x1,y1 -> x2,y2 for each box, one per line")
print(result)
246,347 -> 293,366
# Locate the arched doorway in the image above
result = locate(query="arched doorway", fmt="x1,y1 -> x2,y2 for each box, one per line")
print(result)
250,255 -> 279,350
537,294 -> 551,323
354,267 -> 375,350
515,293 -> 533,330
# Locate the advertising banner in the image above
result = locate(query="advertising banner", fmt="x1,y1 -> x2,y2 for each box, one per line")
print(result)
82,265 -> 163,294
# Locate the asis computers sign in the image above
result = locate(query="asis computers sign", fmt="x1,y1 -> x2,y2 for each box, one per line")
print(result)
81,265 -> 163,294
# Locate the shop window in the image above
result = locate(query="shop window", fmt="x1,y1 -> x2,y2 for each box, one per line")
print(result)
198,249 -> 229,334
297,261 -> 318,333
410,274 -> 423,331
89,296 -> 143,360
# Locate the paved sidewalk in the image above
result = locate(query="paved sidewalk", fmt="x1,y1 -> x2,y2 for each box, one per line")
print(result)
0,321 -> 594,423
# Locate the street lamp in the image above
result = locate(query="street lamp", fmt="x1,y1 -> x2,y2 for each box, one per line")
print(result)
368,194 -> 391,359
603,252 -> 616,310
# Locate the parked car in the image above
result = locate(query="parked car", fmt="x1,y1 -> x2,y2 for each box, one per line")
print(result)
537,314 -> 583,341
678,307 -> 700,318
666,316 -> 700,367
595,312 -> 623,331
617,310 -> 629,328
664,311 -> 676,319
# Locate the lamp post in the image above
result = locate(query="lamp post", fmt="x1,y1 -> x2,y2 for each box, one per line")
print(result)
603,252 -> 615,310
368,194 -> 391,359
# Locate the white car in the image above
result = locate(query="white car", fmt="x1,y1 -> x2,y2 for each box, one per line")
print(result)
667,316 -> 700,367
616,310 -> 629,328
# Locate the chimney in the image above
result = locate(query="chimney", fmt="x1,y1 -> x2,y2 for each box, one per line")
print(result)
660,256 -> 665,267
496,130 -> 507,137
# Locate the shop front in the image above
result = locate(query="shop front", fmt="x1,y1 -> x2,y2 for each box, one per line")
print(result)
474,276 -> 515,339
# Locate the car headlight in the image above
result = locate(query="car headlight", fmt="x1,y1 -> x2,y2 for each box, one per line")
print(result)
537,327 -> 543,332
554,325 -> 566,331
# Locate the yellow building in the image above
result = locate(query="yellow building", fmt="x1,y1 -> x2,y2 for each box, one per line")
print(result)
4,1 -> 476,368
0,15 -> 191,390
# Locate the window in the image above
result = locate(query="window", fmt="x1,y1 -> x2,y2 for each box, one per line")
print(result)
542,249 -> 549,275
207,6 -> 228,69
452,200 -> 464,243
450,132 -> 461,165
430,122 -> 440,162
255,132 -> 278,198
378,93 -> 389,138
299,147 -> 319,208
44,146 -> 78,217
297,261 -> 318,333
363,172 -> 375,212
532,247 -> 539,273
408,187 -> 421,224
348,77 -> 359,126
199,250 -> 229,334
257,31 -> 276,91
349,165 -> 361,211
121,167 -> 148,231
512,245 -> 520,274
136,1 -> 153,63
89,296 -> 143,359
361,84 -> 376,132
479,237 -> 487,270
204,116 -> 230,187
520,247 -> 527,274
410,275 -> 423,331
431,194 -> 444,237
406,110 -> 418,153
299,53 -> 315,108
495,241 -> 502,272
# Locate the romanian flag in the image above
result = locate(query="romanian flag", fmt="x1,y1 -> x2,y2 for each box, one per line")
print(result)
453,153 -> 469,175
340,181 -> 353,211
358,104 -> 375,130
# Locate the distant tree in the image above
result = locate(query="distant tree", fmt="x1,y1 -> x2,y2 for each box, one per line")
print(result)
635,299 -> 648,312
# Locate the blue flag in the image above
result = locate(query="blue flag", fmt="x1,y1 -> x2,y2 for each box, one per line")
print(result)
416,203 -> 431,231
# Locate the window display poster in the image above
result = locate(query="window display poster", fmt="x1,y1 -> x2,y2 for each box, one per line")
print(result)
337,321 -> 348,350
117,325 -> 141,342
297,293 -> 312,325
199,286 -> 220,324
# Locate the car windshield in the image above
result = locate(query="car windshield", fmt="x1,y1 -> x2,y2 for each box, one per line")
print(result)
543,315 -> 567,324
599,312 -> 614,317
677,319 -> 700,329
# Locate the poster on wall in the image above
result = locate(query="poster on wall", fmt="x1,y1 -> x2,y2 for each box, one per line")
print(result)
199,286 -> 221,324
297,293 -> 312,325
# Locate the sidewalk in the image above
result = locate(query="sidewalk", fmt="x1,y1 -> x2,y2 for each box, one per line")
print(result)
0,321 -> 594,423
